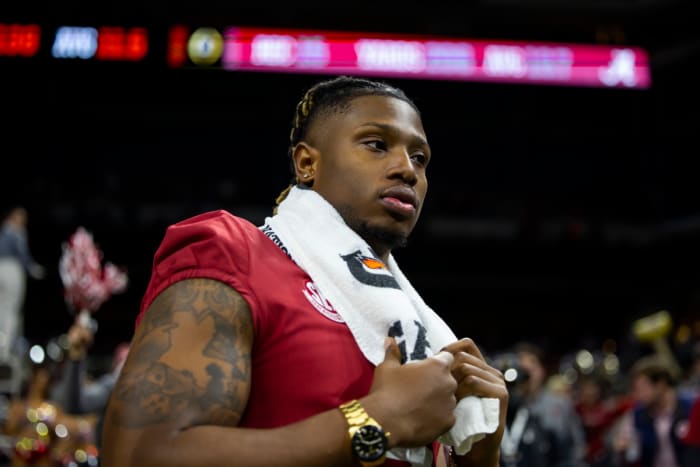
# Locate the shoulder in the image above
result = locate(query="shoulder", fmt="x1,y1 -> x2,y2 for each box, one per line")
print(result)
534,391 -> 578,420
166,209 -> 260,240
177,209 -> 253,228
153,210 -> 263,271
538,390 -> 573,409
137,210 -> 268,325
678,394 -> 695,414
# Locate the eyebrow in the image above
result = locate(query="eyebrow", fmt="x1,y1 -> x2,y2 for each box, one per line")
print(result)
358,122 -> 429,147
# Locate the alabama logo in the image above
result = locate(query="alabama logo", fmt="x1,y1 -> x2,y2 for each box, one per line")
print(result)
303,281 -> 344,323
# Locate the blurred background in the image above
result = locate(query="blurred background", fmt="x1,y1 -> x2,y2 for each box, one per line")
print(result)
2,1 -> 700,466
2,0 -> 700,402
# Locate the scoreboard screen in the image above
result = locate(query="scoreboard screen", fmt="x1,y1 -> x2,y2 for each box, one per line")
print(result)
219,26 -> 650,89
1,21 -> 651,89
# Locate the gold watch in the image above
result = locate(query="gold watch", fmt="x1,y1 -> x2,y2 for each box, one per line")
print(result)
339,399 -> 390,467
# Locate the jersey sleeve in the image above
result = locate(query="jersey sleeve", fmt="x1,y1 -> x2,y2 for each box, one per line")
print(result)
134,210 -> 261,329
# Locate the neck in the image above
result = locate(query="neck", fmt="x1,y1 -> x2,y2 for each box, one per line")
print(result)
354,224 -> 406,263
656,387 -> 677,413
368,242 -> 390,263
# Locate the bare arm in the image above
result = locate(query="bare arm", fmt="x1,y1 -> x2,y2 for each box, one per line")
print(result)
101,277 -> 461,467
4,400 -> 26,436
100,278 -> 358,467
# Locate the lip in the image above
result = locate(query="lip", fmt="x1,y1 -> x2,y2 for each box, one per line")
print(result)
380,186 -> 418,217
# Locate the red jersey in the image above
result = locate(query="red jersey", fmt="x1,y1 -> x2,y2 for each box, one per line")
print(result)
685,396 -> 700,445
136,210 -> 442,466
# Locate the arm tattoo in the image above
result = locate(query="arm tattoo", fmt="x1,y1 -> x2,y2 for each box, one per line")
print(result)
111,278 -> 253,429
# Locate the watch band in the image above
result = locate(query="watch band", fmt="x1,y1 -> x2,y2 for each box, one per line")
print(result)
339,399 -> 376,427
339,400 -> 390,467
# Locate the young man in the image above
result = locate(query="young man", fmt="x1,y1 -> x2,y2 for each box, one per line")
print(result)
613,355 -> 694,467
101,76 -> 508,466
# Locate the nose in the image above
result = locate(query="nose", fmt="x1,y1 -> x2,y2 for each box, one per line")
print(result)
387,147 -> 418,186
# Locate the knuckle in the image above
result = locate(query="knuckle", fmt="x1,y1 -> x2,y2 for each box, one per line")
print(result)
457,363 -> 471,379
460,337 -> 475,348
449,376 -> 459,391
462,374 -> 476,387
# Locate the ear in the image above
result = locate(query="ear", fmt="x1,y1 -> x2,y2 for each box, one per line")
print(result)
291,142 -> 320,185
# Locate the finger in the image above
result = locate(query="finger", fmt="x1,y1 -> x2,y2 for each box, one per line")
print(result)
453,352 -> 504,380
455,374 -> 509,400
382,337 -> 402,367
459,338 -> 485,361
453,361 -> 504,385
441,337 -> 486,362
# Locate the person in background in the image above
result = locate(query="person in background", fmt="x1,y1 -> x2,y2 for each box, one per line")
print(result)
573,372 -> 635,467
501,341 -> 586,467
680,395 -> 700,467
612,354 -> 694,467
677,340 -> 700,400
53,317 -> 129,453
0,206 -> 45,398
101,75 -> 509,467
3,357 -> 97,467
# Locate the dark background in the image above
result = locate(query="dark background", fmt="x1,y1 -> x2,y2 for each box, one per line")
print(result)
3,1 -> 700,369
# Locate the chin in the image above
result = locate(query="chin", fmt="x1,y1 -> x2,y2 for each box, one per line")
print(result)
358,220 -> 410,253
336,205 -> 413,253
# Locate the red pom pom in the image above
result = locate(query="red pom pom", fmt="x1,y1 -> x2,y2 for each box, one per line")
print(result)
59,227 -> 128,313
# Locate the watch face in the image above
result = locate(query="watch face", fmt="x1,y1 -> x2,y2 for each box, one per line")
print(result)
351,425 -> 388,462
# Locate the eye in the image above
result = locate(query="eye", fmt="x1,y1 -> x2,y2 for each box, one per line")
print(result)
411,152 -> 429,167
363,139 -> 387,152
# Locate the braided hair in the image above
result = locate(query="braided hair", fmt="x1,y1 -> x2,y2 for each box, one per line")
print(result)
273,75 -> 419,213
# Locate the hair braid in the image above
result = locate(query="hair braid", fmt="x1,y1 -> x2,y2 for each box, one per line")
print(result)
274,88 -> 316,212
288,88 -> 315,160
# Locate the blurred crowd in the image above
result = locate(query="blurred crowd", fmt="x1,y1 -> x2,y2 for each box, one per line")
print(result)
1,310 -> 698,467
490,326 -> 700,467
0,317 -> 128,467
0,206 -> 129,467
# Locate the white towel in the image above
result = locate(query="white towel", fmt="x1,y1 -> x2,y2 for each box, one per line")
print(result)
261,186 -> 499,466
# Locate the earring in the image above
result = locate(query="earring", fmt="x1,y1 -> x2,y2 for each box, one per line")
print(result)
303,174 -> 309,178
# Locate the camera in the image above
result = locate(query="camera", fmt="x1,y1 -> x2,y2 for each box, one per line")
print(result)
489,352 -> 530,386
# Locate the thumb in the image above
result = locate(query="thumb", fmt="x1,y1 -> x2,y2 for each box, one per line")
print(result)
382,337 -> 402,366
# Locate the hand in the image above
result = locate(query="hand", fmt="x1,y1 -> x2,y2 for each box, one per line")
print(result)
29,263 -> 46,280
361,337 -> 458,448
441,338 -> 508,467
612,425 -> 633,453
67,319 -> 95,360
441,338 -> 507,402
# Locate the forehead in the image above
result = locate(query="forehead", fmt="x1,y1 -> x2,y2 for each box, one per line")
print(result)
633,375 -> 653,387
319,94 -> 425,137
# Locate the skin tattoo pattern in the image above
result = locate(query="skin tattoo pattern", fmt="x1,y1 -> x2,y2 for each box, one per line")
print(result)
111,278 -> 253,429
